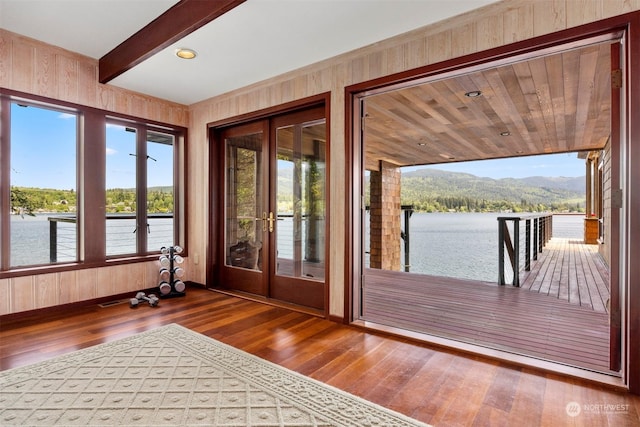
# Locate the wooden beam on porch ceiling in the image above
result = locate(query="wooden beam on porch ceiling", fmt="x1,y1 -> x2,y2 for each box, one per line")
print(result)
99,0 -> 246,84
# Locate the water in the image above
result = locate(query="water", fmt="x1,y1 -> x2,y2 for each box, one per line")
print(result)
9,213 -> 583,280
9,214 -> 174,267
404,213 -> 500,282
367,212 -> 584,283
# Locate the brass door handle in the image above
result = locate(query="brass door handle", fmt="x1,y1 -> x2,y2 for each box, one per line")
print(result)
255,212 -> 275,232
256,212 -> 268,232
267,212 -> 275,233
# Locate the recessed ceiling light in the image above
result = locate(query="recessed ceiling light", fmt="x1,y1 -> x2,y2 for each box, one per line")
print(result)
464,90 -> 482,98
417,142 -> 427,146
175,48 -> 197,60
500,131 -> 511,136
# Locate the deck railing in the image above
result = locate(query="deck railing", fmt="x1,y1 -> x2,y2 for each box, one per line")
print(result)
48,213 -> 173,262
497,213 -> 553,286
363,205 -> 414,272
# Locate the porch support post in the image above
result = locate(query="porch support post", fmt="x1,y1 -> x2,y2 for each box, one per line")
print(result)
369,161 -> 401,271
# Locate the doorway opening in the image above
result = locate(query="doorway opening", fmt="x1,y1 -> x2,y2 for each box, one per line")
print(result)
351,33 -> 623,374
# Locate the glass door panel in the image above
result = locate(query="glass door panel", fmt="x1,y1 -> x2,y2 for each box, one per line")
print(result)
225,132 -> 264,271
275,120 -> 326,281
270,107 -> 326,310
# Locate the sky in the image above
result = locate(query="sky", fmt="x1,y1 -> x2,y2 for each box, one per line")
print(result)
413,152 -> 585,180
10,103 -> 173,190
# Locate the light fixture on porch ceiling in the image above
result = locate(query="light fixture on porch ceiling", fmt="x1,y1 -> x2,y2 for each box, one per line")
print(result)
464,90 -> 482,98
500,131 -> 511,136
175,48 -> 197,59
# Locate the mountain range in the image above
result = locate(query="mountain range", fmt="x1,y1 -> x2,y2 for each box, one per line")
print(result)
399,168 -> 585,212
278,166 -> 586,212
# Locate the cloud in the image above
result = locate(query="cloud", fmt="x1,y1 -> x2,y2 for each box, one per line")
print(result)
57,113 -> 75,120
106,147 -> 117,155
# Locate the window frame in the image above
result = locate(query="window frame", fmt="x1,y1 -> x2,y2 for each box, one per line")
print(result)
104,119 -> 181,259
0,89 -> 187,278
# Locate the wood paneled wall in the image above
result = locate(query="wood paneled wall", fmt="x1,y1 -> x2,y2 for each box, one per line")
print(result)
0,30 -> 189,125
1,0 -> 639,316
188,0 -> 640,318
0,30 -> 189,315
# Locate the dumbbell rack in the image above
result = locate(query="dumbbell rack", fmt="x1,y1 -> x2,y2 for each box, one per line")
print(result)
158,246 -> 186,298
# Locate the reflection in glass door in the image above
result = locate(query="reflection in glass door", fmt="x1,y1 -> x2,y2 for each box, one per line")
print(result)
270,109 -> 326,309
221,122 -> 268,296
226,136 -> 263,270
275,121 -> 326,281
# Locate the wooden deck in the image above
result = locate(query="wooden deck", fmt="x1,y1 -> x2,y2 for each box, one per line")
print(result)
362,266 -> 612,373
520,237 -> 610,312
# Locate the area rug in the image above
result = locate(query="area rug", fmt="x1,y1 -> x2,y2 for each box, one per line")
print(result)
0,323 -> 431,426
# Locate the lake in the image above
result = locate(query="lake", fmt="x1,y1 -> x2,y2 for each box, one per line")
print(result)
366,212 -> 584,283
9,213 -> 583,283
9,214 -> 174,267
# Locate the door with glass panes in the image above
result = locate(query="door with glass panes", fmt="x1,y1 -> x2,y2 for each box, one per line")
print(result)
219,107 -> 326,310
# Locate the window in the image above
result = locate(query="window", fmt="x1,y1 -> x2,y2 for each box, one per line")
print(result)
8,102 -> 78,267
105,123 -> 137,256
146,130 -> 176,252
0,91 -> 186,274
105,123 -> 177,256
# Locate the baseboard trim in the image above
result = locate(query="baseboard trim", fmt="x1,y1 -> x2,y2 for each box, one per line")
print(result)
207,287 -> 327,319
0,283 -> 201,324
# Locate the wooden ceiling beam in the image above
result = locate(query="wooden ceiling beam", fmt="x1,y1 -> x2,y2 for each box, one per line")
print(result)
99,0 -> 246,84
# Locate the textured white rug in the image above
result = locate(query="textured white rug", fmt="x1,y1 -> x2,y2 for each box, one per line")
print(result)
0,323 -> 431,426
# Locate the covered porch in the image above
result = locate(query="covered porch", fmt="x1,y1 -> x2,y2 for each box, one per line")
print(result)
361,235 -> 612,373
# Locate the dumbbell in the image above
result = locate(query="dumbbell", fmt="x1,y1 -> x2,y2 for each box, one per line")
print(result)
129,292 -> 159,308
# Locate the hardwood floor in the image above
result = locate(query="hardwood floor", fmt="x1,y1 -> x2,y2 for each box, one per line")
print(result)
1,286 -> 638,426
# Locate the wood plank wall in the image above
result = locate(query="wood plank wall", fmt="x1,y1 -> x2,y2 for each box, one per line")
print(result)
0,30 -> 189,315
1,0 -> 639,316
188,0 -> 640,318
0,30 -> 189,125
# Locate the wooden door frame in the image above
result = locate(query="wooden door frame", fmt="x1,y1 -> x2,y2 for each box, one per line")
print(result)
344,12 -> 640,393
207,93 -> 331,315
609,41 -> 622,372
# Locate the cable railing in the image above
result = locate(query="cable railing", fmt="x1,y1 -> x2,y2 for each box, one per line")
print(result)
47,213 -> 174,262
497,213 -> 553,286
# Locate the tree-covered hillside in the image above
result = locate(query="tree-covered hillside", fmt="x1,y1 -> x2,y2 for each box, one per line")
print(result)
362,168 -> 585,213
398,169 -> 585,212
10,186 -> 173,215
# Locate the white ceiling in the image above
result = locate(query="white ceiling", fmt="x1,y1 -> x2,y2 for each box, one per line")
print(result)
0,0 -> 498,105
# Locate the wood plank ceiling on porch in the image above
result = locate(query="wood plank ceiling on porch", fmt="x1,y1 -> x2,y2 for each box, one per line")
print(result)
362,42 -> 613,171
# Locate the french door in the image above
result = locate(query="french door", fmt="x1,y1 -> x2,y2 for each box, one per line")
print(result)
218,107 -> 326,310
